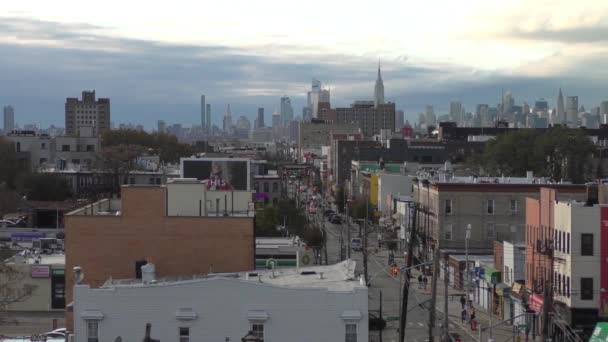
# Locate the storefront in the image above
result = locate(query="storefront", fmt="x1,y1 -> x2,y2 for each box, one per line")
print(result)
495,283 -> 511,321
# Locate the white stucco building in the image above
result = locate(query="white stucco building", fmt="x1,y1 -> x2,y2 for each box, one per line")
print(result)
553,201 -> 602,329
73,260 -> 368,342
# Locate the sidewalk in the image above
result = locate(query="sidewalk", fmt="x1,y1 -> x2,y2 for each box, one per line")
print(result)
409,267 -> 520,342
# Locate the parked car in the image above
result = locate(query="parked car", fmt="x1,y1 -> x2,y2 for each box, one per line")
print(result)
0,220 -> 16,228
44,328 -> 68,338
350,237 -> 362,251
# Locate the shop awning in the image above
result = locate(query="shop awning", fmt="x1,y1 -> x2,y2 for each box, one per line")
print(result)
590,322 -> 608,342
484,267 -> 501,284
495,283 -> 511,296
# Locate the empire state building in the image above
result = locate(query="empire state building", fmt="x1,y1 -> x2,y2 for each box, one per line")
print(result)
374,62 -> 385,107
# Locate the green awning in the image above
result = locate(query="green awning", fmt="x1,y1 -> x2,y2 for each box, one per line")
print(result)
589,322 -> 608,342
484,267 -> 501,284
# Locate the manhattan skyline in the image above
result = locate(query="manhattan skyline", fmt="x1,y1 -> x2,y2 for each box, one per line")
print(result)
1,1 -> 608,128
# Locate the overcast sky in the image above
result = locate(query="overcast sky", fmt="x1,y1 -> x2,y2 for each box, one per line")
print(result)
1,0 -> 608,128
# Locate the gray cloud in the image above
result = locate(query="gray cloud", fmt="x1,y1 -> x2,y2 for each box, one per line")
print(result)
509,25 -> 608,43
0,16 -> 607,128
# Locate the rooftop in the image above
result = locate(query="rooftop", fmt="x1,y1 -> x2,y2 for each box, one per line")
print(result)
101,260 -> 362,292
5,249 -> 65,265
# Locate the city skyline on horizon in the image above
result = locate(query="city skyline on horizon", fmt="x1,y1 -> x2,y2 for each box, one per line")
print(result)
2,1 -> 608,129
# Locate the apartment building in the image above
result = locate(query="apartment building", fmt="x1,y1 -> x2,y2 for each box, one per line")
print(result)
413,178 -> 586,259
65,90 -> 110,137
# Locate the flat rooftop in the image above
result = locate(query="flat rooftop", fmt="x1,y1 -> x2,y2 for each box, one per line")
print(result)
5,250 -> 65,265
102,260 -> 363,292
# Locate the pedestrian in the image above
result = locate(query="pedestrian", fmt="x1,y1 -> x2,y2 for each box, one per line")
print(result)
460,295 -> 466,309
423,276 -> 428,289
461,308 -> 467,323
470,308 -> 477,331
418,274 -> 423,289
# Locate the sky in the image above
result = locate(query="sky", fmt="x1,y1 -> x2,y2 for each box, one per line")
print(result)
1,0 -> 608,129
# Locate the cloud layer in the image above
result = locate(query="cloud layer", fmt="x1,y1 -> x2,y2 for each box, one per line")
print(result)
0,16 -> 608,128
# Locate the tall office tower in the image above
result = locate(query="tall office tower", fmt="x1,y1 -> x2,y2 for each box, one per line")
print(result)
566,95 -> 579,125
534,98 -> 548,112
280,96 -> 293,125
200,95 -> 206,128
223,104 -> 233,132
395,110 -> 405,131
235,116 -> 251,139
502,91 -> 514,114
557,88 -> 565,124
65,90 -> 111,137
3,105 -> 15,133
256,108 -> 265,128
449,101 -> 463,125
425,105 -> 436,126
157,120 -> 166,133
374,62 -> 385,107
476,104 -> 489,127
206,104 -> 211,130
310,79 -> 321,119
523,102 -> 530,115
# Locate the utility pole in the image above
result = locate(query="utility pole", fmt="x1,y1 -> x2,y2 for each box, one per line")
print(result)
444,252 -> 449,341
399,202 -> 417,342
379,290 -> 383,342
346,202 -> 351,259
429,246 -> 441,342
363,195 -> 369,285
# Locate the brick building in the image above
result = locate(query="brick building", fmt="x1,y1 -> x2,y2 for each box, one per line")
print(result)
65,185 -> 255,328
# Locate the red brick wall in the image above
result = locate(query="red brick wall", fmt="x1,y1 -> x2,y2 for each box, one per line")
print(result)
525,188 -> 556,294
65,186 -> 254,328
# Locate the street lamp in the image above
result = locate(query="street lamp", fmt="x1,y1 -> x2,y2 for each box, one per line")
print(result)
465,223 -> 471,322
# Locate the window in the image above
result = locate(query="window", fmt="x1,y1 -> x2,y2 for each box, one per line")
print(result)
72,159 -> 80,165
15,142 -> 21,152
129,177 -> 135,184
487,199 -> 495,215
581,278 -> 593,300
272,182 -> 278,193
62,144 -> 70,152
345,323 -> 357,342
148,177 -> 155,185
251,323 -> 264,340
87,321 -> 99,342
179,327 -> 189,342
444,224 -> 453,240
581,234 -> 594,256
510,199 -> 517,213
567,233 -> 570,254
156,178 -> 161,185
566,277 -> 570,297
86,144 -> 95,152
263,182 -> 269,193
486,223 -> 495,240
41,142 -> 46,149
135,260 -> 147,279
39,158 -> 47,165
254,182 -> 259,192
445,199 -> 453,215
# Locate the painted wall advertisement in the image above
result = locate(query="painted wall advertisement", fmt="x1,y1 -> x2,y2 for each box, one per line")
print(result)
600,207 -> 608,316
181,158 -> 250,191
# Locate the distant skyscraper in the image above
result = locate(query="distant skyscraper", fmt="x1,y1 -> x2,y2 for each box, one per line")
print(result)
449,101 -> 463,125
374,62 -> 385,107
502,91 -> 514,114
566,95 -> 579,125
557,88 -> 565,124
256,108 -> 265,128
65,90 -> 111,137
425,105 -> 436,126
157,120 -> 166,133
395,110 -> 404,131
3,105 -> 15,133
206,104 -> 211,130
200,95 -> 206,128
235,116 -> 251,139
534,98 -> 548,112
280,96 -> 293,125
601,101 -> 608,116
223,104 -> 233,132
476,104 -> 489,127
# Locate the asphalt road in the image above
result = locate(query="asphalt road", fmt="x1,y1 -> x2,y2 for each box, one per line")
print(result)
316,212 -> 480,342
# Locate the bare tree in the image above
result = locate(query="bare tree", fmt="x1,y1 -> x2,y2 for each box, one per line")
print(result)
0,261 -> 37,324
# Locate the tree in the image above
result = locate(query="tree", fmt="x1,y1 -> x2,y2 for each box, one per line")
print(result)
255,206 -> 282,237
101,129 -> 194,164
476,127 -> 596,183
100,144 -> 145,194
1,262 -> 37,324
17,173 -> 72,201
0,138 -> 22,189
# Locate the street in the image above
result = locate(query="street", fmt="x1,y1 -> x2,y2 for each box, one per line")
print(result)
315,211 -> 517,342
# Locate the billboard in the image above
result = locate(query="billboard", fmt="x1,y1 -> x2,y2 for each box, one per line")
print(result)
181,158 -> 250,191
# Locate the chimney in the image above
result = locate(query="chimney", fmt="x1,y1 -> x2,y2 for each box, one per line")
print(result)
141,263 -> 156,284
526,171 -> 533,180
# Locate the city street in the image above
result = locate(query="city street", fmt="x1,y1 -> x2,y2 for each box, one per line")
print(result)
313,209 -> 518,342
